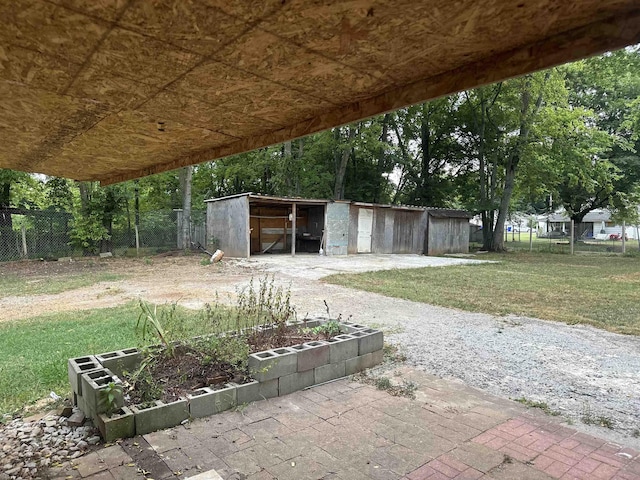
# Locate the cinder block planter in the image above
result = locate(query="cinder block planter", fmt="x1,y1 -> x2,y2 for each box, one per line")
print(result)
80,368 -> 123,419
233,380 -> 260,405
291,341 -> 329,372
345,350 -> 384,375
279,370 -> 315,396
315,361 -> 346,384
350,328 -> 384,355
97,407 -> 135,442
68,356 -> 101,396
95,348 -> 141,377
131,399 -> 189,435
248,347 -> 297,382
72,319 -> 383,440
326,334 -> 359,363
342,322 -> 368,333
187,384 -> 237,418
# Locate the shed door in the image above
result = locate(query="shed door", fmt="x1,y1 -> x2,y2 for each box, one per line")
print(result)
357,209 -> 373,253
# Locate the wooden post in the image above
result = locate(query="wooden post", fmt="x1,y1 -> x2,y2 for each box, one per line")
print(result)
21,224 -> 27,258
622,221 -> 626,254
529,226 -> 533,252
291,203 -> 297,257
570,219 -> 574,255
135,224 -> 140,256
283,218 -> 287,251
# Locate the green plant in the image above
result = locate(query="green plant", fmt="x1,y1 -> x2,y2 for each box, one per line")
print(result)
200,257 -> 210,266
99,382 -> 123,417
68,212 -> 110,255
515,397 -> 560,416
311,320 -> 342,339
136,300 -> 172,355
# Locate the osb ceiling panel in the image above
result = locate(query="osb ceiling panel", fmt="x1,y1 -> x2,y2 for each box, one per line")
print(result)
0,0 -> 638,184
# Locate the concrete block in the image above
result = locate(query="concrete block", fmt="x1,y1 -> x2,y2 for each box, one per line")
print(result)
132,399 -> 189,435
342,322 -> 368,334
233,380 -> 260,405
187,384 -> 237,418
68,356 -> 101,396
259,378 -> 279,399
95,348 -> 141,377
80,368 -> 123,419
278,370 -> 315,396
97,407 -> 135,442
345,349 -> 384,375
291,341 -> 329,372
326,334 -> 359,363
314,361 -> 346,384
351,329 -> 384,355
248,347 -> 297,382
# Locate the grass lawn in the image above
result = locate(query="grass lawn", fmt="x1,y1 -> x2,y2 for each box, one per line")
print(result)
0,302 -> 216,416
325,252 -> 640,336
0,271 -> 124,298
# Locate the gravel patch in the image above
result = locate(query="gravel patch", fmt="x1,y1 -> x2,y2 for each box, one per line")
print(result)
0,409 -> 100,480
337,295 -> 640,447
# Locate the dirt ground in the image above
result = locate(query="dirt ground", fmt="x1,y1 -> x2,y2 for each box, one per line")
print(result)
0,253 -> 480,322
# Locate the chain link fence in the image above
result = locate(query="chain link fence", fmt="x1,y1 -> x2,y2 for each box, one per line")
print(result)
0,209 -> 206,262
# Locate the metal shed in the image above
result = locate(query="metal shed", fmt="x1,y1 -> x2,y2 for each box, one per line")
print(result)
206,194 -> 470,258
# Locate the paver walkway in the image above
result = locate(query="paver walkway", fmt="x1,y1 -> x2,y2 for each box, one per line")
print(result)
47,367 -> 640,480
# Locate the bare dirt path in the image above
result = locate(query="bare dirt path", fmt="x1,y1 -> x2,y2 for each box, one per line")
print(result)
1,254 -> 638,446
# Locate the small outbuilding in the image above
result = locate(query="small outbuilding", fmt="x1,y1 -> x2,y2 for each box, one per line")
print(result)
205,193 -> 470,258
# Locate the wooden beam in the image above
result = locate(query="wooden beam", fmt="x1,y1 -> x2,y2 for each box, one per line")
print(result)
291,202 -> 297,257
100,10 -> 640,185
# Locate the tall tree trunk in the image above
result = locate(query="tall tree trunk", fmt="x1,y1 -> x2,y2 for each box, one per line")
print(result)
334,126 -> 354,199
491,74 -> 547,251
0,182 -> 13,257
134,180 -> 140,226
420,104 -> 431,204
284,141 -> 292,195
180,166 -> 193,250
374,114 -> 390,203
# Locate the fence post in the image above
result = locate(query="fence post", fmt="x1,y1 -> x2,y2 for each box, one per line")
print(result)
622,221 -> 626,255
21,224 -> 27,258
135,225 -> 140,256
570,220 -> 574,255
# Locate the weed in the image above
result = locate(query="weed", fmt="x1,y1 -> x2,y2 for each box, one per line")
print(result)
375,376 -> 393,390
143,258 -> 153,265
582,403 -> 615,429
632,429 -> 640,438
200,258 -> 210,266
383,343 -> 407,363
515,397 -> 560,416
99,382 -> 123,417
357,372 -> 417,399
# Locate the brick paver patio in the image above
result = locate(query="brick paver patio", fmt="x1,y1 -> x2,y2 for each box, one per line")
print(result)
47,367 -> 640,480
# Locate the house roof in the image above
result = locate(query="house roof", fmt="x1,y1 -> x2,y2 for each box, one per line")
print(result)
1,1 -> 639,184
547,209 -> 613,223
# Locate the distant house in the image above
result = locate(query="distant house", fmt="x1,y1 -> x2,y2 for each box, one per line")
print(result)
539,209 -> 639,240
205,193 -> 471,258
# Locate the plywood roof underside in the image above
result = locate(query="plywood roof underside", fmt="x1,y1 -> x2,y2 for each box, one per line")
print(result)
1,0 -> 639,184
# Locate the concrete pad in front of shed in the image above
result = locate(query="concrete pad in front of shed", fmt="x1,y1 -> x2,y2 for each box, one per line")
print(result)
245,253 -> 489,280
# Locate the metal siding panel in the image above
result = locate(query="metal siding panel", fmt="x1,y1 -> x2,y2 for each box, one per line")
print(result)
326,203 -> 350,255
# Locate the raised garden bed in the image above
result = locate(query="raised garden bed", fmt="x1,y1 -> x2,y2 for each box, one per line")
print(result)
67,319 -> 383,441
